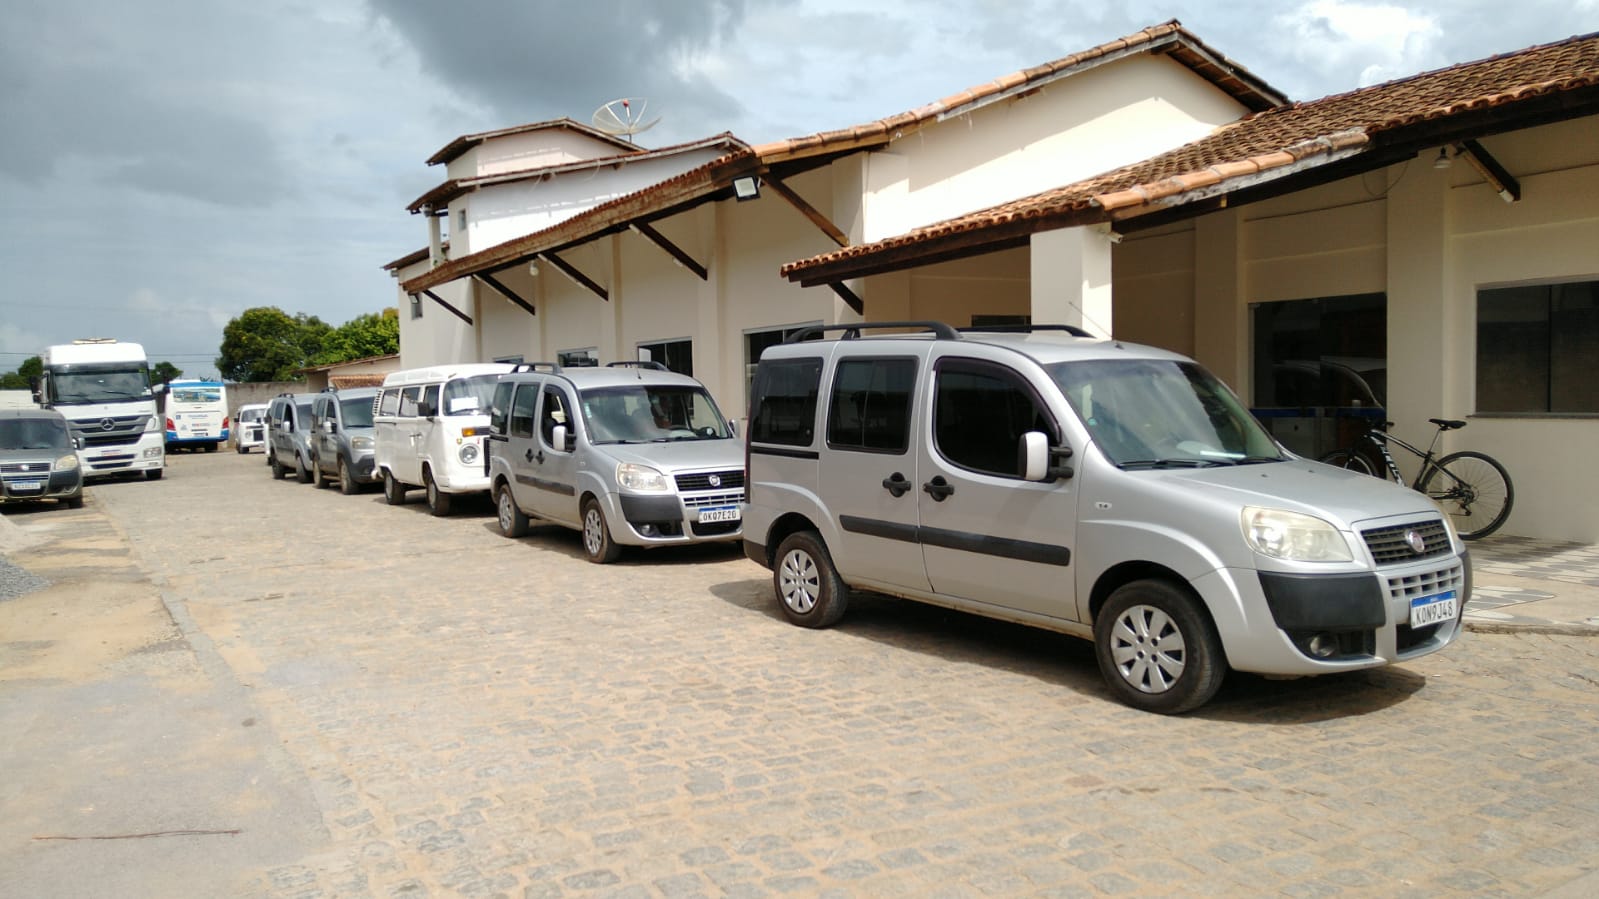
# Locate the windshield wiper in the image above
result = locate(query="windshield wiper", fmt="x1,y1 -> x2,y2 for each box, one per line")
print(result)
1117,458 -> 1226,470
1233,456 -> 1284,465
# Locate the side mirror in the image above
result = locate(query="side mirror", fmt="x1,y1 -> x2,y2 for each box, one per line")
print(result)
552,424 -> 575,453
728,420 -> 738,437
322,420 -> 336,434
1021,431 -> 1074,481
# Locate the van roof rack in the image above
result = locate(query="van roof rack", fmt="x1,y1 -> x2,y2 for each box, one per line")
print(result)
785,321 -> 960,343
509,362 -> 562,374
607,360 -> 670,371
958,323 -> 1094,338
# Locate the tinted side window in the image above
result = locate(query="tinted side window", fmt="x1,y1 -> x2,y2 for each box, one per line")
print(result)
539,388 -> 569,447
750,358 -> 823,446
509,385 -> 537,439
489,381 -> 514,434
378,389 -> 400,416
933,360 -> 1054,478
827,358 -> 916,453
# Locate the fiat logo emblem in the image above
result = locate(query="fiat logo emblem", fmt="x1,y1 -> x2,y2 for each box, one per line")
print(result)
1404,529 -> 1427,554
100,418 -> 116,431
708,474 -> 722,487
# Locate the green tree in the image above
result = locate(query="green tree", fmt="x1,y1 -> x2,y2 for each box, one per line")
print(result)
0,355 -> 42,389
312,308 -> 399,366
152,361 -> 183,384
216,307 -> 333,382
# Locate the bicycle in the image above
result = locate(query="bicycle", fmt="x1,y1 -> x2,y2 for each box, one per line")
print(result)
1319,418 -> 1513,540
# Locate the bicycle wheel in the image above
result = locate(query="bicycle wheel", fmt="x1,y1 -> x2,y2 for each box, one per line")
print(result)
1419,450 -> 1513,540
1319,448 -> 1377,476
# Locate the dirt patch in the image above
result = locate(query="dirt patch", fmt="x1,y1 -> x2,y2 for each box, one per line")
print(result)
0,578 -> 180,682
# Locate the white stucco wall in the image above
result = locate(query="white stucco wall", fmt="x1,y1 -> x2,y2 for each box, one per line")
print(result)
445,129 -> 638,180
394,257 -> 475,369
862,54 -> 1251,241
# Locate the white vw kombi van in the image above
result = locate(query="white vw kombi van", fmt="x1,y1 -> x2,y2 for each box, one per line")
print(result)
374,363 -> 514,515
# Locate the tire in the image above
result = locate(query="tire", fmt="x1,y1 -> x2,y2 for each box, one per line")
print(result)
145,469 -> 164,481
772,530 -> 849,628
271,454 -> 287,480
496,483 -> 529,538
1319,448 -> 1377,476
64,493 -> 84,509
295,454 -> 313,484
1093,580 -> 1226,715
311,455 -> 329,489
581,498 -> 621,563
1420,450 -> 1513,540
235,443 -> 245,455
338,457 -> 358,495
382,470 -> 407,505
204,442 -> 217,453
424,468 -> 452,517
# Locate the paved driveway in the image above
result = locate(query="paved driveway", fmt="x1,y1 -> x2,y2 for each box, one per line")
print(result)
4,450 -> 1599,897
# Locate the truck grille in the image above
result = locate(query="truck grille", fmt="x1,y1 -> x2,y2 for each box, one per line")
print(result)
1361,519 -> 1451,565
68,415 -> 152,448
675,470 -> 744,492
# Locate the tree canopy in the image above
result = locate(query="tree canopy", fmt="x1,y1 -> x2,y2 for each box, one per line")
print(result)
151,361 -> 184,384
0,356 -> 42,390
216,306 -> 396,382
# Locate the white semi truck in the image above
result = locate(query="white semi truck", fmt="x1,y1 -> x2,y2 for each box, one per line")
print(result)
37,339 -> 165,480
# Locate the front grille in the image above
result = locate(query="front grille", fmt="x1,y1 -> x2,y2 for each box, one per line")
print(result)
1362,519 -> 1451,565
1,462 -> 52,475
81,433 -> 143,447
1382,561 -> 1464,602
68,415 -> 151,447
86,454 -> 136,468
682,490 -> 745,508
1396,622 -> 1443,653
691,520 -> 741,537
675,470 -> 745,492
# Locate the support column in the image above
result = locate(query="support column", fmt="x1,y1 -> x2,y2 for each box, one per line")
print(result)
600,236 -> 623,362
1386,150 -> 1453,436
694,204 -> 726,403
1193,209 -> 1246,389
1030,227 -> 1114,337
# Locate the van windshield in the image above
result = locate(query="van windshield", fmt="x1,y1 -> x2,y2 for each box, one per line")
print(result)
0,417 -> 71,451
442,375 -> 501,416
340,398 -> 374,428
1048,359 -> 1283,468
579,386 -> 731,444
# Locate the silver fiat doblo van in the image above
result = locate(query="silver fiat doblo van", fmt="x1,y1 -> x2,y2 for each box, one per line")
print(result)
743,323 -> 1467,713
486,361 -> 745,563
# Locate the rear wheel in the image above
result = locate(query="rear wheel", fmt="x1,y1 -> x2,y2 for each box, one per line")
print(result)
581,498 -> 620,563
1420,450 -> 1513,540
204,442 -> 217,453
382,470 -> 406,505
1094,580 -> 1226,714
773,531 -> 848,628
424,468 -> 452,516
295,454 -> 313,483
271,454 -> 287,479
1319,448 -> 1377,476
145,469 -> 164,481
311,455 -> 329,488
496,484 -> 529,538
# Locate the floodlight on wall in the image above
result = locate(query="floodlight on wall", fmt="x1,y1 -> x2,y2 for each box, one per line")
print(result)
1433,147 -> 1452,170
732,175 -> 761,201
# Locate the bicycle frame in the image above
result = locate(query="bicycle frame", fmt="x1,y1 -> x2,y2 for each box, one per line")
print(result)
1358,425 -> 1443,488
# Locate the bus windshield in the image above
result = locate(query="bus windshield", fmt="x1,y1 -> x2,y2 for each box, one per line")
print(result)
49,365 -> 153,405
168,385 -> 223,406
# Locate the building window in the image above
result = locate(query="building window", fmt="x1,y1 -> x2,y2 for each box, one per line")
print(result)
1477,280 -> 1599,414
410,293 -> 423,320
558,348 -> 598,368
637,339 -> 693,376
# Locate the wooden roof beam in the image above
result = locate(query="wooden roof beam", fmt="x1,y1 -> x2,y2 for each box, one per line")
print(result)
538,252 -> 609,301
765,177 -> 849,248
629,222 -> 708,280
1458,139 -> 1521,203
418,289 -> 473,325
474,272 -> 536,317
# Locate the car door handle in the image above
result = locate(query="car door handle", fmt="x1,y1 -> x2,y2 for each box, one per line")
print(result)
525,447 -> 538,464
922,476 -> 955,502
881,472 -> 911,497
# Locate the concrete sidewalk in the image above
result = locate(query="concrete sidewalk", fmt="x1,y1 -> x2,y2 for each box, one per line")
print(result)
1466,534 -> 1599,635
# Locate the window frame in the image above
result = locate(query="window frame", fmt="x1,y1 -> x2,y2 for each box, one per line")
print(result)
931,357 -> 1059,480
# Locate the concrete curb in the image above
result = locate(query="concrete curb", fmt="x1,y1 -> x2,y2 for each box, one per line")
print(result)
1465,619 -> 1599,637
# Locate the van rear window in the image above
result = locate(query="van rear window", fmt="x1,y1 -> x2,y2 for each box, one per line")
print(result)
750,358 -> 822,447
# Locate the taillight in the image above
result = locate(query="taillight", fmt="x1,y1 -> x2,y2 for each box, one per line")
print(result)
165,417 -> 175,430
222,416 -> 229,428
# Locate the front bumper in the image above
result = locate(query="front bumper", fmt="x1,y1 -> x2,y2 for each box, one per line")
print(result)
611,488 -> 745,546
1,468 -> 83,503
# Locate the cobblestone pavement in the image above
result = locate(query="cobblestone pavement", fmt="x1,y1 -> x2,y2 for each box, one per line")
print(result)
7,450 -> 1599,897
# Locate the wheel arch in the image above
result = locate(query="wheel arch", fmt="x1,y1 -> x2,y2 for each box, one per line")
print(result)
1089,561 -> 1213,631
760,512 -> 823,569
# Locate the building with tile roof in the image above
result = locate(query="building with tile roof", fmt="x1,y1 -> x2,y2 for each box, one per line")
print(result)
385,23 -> 1599,542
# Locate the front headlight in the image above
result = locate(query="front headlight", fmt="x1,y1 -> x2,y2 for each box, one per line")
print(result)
1241,506 -> 1353,562
55,454 -> 79,472
351,436 -> 373,451
616,462 -> 670,493
458,443 -> 479,464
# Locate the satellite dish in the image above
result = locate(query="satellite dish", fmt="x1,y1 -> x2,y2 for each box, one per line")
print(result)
591,98 -> 661,144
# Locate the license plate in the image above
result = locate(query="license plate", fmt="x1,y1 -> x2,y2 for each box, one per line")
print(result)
697,505 -> 740,523
1409,590 -> 1458,628
12,479 -> 43,493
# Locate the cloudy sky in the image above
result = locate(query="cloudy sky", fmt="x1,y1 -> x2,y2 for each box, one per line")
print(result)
1,0 -> 1593,377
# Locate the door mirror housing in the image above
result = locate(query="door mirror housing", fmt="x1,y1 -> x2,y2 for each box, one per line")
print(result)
552,424 -> 575,453
1021,431 -> 1074,481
